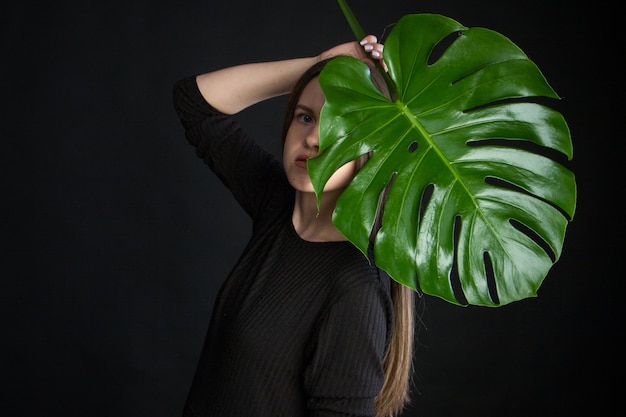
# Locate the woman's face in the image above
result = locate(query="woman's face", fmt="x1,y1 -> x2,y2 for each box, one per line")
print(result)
283,77 -> 359,194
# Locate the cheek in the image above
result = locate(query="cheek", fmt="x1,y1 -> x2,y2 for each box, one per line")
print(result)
283,124 -> 299,150
282,129 -> 296,157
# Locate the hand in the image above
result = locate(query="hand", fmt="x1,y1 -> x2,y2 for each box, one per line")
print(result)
359,35 -> 387,72
320,35 -> 387,71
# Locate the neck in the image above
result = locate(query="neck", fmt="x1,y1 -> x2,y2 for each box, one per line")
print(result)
292,190 -> 346,242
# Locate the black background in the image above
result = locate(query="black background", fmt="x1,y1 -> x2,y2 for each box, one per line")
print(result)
2,1 -> 621,416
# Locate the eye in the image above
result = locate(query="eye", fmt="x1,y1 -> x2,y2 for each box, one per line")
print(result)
296,113 -> 314,124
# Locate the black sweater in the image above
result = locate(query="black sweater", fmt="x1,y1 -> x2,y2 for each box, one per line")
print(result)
173,76 -> 393,417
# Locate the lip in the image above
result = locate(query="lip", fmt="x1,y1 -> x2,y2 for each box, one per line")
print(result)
295,154 -> 311,169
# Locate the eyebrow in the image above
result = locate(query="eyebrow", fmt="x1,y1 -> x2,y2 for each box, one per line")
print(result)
295,103 -> 315,114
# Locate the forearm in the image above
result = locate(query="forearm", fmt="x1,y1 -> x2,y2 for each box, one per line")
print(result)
196,56 -> 320,115
193,35 -> 384,115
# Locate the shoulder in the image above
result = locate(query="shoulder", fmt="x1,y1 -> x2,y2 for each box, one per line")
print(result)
324,244 -> 392,311
332,244 -> 389,287
313,246 -> 395,352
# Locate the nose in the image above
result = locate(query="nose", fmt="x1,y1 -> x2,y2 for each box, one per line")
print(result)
304,127 -> 319,152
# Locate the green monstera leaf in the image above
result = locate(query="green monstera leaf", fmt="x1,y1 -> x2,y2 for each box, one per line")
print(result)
308,12 -> 577,307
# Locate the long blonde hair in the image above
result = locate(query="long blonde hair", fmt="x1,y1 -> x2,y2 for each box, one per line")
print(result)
283,58 -> 420,417
376,281 -> 416,416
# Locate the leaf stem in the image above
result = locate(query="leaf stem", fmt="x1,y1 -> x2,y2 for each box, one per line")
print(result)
337,0 -> 366,39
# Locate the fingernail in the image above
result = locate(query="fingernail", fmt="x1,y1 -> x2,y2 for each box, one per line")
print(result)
371,51 -> 380,58
363,44 -> 373,51
360,39 -> 368,45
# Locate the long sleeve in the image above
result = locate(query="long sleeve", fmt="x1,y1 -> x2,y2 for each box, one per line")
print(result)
173,76 -> 291,219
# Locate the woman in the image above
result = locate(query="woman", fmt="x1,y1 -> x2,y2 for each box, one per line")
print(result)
173,35 -> 416,417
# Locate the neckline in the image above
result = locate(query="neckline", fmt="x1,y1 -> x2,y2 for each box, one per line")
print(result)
288,217 -> 351,246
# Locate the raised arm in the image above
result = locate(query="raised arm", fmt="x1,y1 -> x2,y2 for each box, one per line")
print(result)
195,35 -> 384,115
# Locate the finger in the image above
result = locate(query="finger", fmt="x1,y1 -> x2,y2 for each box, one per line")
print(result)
370,44 -> 383,59
359,35 -> 379,47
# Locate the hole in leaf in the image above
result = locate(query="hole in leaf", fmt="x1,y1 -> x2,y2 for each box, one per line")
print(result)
467,137 -> 571,167
418,183 -> 434,224
509,219 -> 556,262
483,252 -> 500,305
407,141 -> 418,153
465,95 -> 562,113
485,176 -> 528,193
370,172 -> 397,242
450,215 -> 468,305
428,30 -> 463,65
485,176 -> 571,221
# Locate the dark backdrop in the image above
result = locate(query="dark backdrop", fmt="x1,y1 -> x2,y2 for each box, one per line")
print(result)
2,1 -> 620,416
